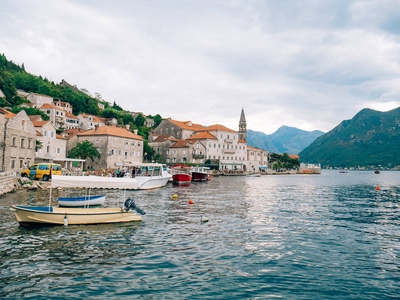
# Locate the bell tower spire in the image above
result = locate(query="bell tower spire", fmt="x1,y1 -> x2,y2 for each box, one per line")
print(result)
239,108 -> 247,142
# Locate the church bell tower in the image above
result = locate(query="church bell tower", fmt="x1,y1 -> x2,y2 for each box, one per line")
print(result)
238,108 -> 247,142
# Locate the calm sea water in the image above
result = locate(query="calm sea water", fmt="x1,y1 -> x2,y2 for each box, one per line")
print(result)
1,170 -> 400,299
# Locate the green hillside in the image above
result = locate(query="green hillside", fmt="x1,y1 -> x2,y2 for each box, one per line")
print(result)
0,53 -> 162,135
299,107 -> 400,169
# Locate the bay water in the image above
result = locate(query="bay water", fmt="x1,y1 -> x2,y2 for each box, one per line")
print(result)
1,170 -> 400,299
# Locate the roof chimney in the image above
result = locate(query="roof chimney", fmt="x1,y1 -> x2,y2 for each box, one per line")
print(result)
126,124 -> 130,130
134,129 -> 138,135
95,124 -> 99,132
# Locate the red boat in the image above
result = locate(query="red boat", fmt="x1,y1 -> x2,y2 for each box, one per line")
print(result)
171,165 -> 192,185
191,166 -> 210,182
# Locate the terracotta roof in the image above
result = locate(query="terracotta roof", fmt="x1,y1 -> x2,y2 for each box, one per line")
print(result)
289,155 -> 299,159
0,107 -> 16,119
40,103 -> 64,111
78,125 -> 144,140
28,115 -> 43,122
65,111 -> 78,119
204,124 -> 237,133
64,128 -> 85,139
170,140 -> 191,148
187,131 -> 217,140
36,130 -> 43,136
56,134 -> 67,140
32,121 -> 49,127
80,113 -> 104,123
169,120 -> 206,131
238,139 -> 246,143
247,145 -> 264,151
153,135 -> 174,142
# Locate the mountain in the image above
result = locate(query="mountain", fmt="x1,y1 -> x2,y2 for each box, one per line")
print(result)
247,126 -> 324,154
299,107 -> 400,168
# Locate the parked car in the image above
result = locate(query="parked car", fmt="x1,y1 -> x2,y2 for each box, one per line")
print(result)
21,163 -> 62,181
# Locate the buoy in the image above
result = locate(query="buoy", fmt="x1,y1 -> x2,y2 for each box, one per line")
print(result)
172,194 -> 178,200
376,186 -> 380,191
201,216 -> 209,222
64,214 -> 68,226
189,200 -> 194,204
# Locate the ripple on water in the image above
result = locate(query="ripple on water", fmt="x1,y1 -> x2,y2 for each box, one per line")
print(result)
1,171 -> 400,299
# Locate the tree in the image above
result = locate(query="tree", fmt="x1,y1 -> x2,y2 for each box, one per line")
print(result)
68,141 -> 101,169
35,140 -> 43,152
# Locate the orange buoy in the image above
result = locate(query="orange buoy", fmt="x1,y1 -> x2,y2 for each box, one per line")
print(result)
376,186 -> 380,191
189,200 -> 194,204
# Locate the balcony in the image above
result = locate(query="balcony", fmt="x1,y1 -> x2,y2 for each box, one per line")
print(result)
222,149 -> 236,154
224,138 -> 234,143
192,154 -> 205,159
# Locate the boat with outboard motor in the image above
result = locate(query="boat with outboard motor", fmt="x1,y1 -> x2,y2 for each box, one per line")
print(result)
11,175 -> 145,226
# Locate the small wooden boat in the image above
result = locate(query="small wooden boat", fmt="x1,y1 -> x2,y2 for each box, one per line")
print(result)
374,170 -> 380,174
246,173 -> 261,177
57,195 -> 106,207
11,175 -> 145,226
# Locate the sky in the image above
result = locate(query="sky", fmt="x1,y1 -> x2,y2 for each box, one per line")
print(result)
1,0 -> 400,134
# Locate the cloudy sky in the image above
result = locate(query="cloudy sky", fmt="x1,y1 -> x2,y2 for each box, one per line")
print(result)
1,0 -> 400,134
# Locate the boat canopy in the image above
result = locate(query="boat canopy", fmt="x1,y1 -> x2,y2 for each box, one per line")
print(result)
122,162 -> 164,167
51,175 -> 138,189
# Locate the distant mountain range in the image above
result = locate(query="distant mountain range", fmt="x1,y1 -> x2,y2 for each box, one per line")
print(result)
247,126 -> 324,155
299,107 -> 400,168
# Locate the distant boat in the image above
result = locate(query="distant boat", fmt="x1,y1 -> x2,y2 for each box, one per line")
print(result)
374,170 -> 380,174
171,164 -> 192,185
192,166 -> 209,182
339,171 -> 348,173
57,195 -> 106,207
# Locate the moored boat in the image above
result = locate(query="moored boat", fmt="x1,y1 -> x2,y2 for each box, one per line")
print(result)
191,166 -> 210,182
57,195 -> 106,207
171,164 -> 192,185
124,162 -> 172,189
11,175 -> 145,227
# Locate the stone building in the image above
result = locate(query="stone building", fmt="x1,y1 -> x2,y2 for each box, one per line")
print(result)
27,92 -> 53,108
78,113 -> 105,131
77,125 -> 144,169
152,119 -> 206,140
39,103 -> 66,129
0,108 -> 36,172
33,121 -> 67,163
246,146 -> 269,172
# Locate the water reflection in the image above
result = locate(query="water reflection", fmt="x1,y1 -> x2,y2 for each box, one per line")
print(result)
1,171 -> 400,298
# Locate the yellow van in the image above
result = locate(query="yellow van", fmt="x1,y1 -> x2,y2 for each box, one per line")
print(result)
21,163 -> 62,180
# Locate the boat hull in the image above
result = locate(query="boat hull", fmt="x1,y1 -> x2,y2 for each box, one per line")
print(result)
136,175 -> 172,190
172,173 -> 192,185
11,205 -> 142,226
192,172 -> 208,182
57,195 -> 106,207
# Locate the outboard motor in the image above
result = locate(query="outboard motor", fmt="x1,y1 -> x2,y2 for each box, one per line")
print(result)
124,199 -> 146,215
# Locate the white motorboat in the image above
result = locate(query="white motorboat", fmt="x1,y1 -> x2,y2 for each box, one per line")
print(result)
57,195 -> 106,207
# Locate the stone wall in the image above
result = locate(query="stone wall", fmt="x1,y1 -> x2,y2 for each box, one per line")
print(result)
0,172 -> 18,196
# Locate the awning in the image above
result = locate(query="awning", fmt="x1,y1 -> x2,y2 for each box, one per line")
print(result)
51,175 -> 138,189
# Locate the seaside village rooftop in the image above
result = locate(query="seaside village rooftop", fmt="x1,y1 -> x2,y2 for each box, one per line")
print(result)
0,89 -> 281,175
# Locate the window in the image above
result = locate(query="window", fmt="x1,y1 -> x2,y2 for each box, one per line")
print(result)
125,152 -> 128,159
132,142 -> 135,146
12,137 -> 16,146
137,151 -> 141,157
43,131 -> 47,137
47,145 -> 50,153
183,150 -> 186,154
11,160 -> 15,169
56,148 -> 60,154
47,110 -> 50,114
131,151 -> 135,156
20,160 -> 23,168
20,138 -> 25,148
196,144 -> 199,149
118,150 -> 122,155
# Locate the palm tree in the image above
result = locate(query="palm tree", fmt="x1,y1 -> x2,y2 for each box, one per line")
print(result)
68,140 -> 101,170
